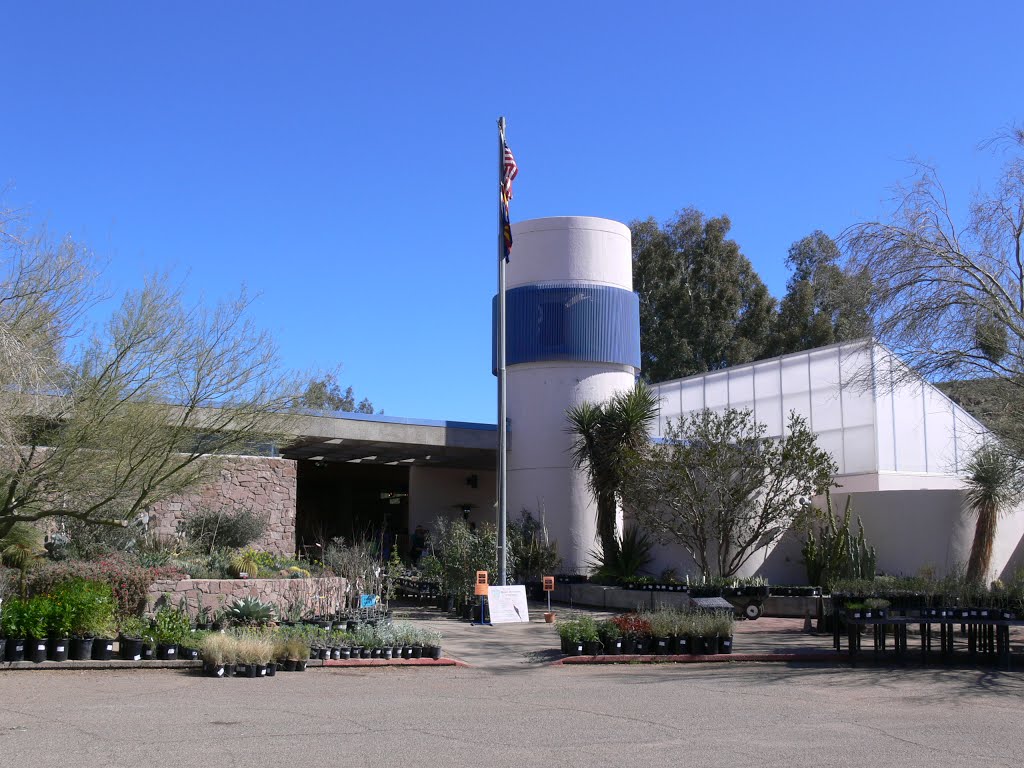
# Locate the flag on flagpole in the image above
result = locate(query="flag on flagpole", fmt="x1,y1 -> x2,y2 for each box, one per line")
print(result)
500,137 -> 518,262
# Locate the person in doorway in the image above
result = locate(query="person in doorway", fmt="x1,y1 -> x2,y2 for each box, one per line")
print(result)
410,523 -> 428,562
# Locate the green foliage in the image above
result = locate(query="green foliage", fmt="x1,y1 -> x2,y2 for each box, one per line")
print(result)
294,370 -> 377,414
21,595 -> 50,638
48,579 -> 116,637
567,381 -> 659,564
1,596 -> 28,637
507,510 -> 561,583
152,603 -> 192,644
963,444 -> 1023,585
421,517 -> 496,599
117,615 -> 150,640
589,527 -> 654,582
622,408 -> 837,578
632,209 -> 777,382
771,231 -> 873,356
180,508 -> 269,553
25,556 -> 181,618
226,596 -> 276,626
802,491 -> 876,590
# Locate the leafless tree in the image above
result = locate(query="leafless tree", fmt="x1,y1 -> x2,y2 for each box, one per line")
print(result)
844,128 -> 1024,457
0,209 -> 299,538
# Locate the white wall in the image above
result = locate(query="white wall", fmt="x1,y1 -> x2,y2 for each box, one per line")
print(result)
642,488 -> 1024,585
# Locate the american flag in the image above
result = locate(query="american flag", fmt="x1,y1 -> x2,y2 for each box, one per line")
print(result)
500,138 -> 518,262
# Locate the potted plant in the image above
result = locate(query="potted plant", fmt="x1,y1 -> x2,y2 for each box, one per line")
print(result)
152,605 -> 190,660
421,629 -> 443,660
2,597 -> 27,662
118,616 -> 149,661
24,596 -> 51,663
713,613 -> 735,654
598,620 -> 622,655
648,611 -> 673,655
557,620 -> 583,656
45,594 -> 73,662
200,632 -> 233,678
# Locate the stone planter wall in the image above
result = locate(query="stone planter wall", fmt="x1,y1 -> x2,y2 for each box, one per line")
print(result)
146,456 -> 297,556
149,576 -> 350,618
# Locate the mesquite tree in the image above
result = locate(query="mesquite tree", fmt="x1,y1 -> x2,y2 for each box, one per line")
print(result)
621,408 -> 836,578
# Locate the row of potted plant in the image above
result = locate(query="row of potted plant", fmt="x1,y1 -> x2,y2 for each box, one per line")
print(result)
557,609 -> 736,657
197,621 -> 445,677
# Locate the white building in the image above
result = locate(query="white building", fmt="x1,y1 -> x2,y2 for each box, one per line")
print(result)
649,341 -> 1024,583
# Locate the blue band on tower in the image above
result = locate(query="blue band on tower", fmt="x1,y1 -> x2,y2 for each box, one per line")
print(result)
492,283 -> 640,373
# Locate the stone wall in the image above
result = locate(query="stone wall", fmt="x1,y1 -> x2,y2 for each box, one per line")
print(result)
149,576 -> 350,618
146,456 -> 297,556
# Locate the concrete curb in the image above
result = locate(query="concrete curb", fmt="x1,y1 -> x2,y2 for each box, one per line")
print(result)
323,657 -> 467,668
553,651 -> 848,666
0,657 -> 466,671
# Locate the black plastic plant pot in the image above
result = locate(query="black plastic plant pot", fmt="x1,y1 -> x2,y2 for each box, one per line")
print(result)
281,659 -> 296,672
318,647 -> 330,660
720,635 -> 733,654
28,638 -> 48,663
256,664 -> 267,677
70,637 -> 94,660
157,643 -> 178,660
120,637 -> 144,661
141,645 -> 155,661
633,638 -> 650,655
6,638 -> 25,663
582,641 -> 600,657
606,639 -> 622,656
360,647 -> 371,659
92,640 -> 114,661
295,659 -> 306,672
428,646 -> 442,660
382,648 -> 393,660
0,638 -> 5,660
619,637 -> 635,655
411,645 -> 424,659
568,642 -> 583,656
179,646 -> 199,661
676,636 -> 691,655
48,637 -> 70,662
401,646 -> 413,659
330,647 -> 340,660
370,648 -> 382,659
703,635 -> 720,655
654,637 -> 670,655
690,636 -> 706,655
266,663 -> 276,677
341,647 -> 352,660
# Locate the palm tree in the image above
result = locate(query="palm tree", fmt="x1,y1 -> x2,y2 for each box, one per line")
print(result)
567,381 -> 659,566
964,444 -> 1022,586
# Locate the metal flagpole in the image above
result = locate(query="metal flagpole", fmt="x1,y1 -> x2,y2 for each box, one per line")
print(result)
496,116 -> 508,586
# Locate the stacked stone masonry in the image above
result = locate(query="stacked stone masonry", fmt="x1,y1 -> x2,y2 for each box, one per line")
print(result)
146,456 -> 297,556
149,576 -> 350,617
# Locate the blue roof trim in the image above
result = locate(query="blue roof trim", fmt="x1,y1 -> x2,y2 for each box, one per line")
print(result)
294,408 -> 497,431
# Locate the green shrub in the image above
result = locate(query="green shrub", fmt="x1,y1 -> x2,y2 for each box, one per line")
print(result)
49,579 -> 116,637
1,597 -> 27,637
181,508 -> 268,552
22,596 -> 51,638
152,604 -> 192,644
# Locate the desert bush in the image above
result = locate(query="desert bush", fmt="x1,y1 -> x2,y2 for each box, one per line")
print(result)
180,508 -> 268,552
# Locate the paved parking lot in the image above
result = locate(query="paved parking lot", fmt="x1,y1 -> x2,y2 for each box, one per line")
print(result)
2,657 -> 1022,768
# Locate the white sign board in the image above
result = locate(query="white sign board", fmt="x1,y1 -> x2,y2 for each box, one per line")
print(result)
486,585 -> 530,624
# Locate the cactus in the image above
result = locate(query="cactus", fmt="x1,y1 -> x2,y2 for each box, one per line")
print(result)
802,490 -> 876,590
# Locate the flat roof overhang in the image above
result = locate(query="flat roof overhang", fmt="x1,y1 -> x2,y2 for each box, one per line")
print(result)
280,411 -> 498,470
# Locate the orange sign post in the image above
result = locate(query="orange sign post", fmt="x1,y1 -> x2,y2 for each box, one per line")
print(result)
543,575 -> 555,615
473,571 -> 490,625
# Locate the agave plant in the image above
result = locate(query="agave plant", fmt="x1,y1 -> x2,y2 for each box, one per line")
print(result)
226,596 -> 276,626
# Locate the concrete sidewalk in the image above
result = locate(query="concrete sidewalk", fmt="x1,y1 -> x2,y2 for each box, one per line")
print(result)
390,602 -> 843,670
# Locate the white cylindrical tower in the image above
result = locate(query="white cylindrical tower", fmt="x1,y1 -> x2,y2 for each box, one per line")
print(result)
495,216 -> 640,573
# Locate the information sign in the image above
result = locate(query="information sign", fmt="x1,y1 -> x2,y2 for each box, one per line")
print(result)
486,585 -> 530,624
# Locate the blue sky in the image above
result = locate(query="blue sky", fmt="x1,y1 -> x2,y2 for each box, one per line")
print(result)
1,2 -> 1020,424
